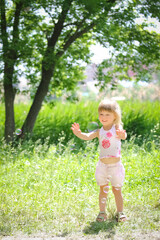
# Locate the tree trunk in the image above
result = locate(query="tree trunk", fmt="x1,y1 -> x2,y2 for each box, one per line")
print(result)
4,67 -> 15,142
20,0 -> 72,137
21,64 -> 55,136
1,0 -> 23,142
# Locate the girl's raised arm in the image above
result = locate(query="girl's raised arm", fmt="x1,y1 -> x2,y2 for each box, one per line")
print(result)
71,122 -> 99,140
115,125 -> 127,140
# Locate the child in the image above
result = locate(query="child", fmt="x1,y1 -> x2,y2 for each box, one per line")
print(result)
71,99 -> 127,222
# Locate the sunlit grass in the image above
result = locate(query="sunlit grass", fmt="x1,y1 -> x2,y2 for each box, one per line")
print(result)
0,138 -> 159,238
0,100 -> 159,238
0,100 -> 160,146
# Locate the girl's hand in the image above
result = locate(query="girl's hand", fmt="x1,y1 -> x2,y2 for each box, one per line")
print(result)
116,129 -> 127,140
71,122 -> 81,136
71,122 -> 99,140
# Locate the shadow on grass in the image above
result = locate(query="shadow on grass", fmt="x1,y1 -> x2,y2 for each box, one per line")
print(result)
83,218 -> 118,236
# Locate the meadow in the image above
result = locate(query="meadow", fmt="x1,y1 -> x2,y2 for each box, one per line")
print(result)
0,100 -> 160,239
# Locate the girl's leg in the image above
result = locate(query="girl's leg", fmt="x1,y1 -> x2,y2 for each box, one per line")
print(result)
112,186 -> 123,212
112,186 -> 126,222
96,185 -> 109,222
99,185 -> 109,212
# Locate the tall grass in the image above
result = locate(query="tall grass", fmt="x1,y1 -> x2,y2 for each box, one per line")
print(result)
0,100 -> 159,147
0,100 -> 160,238
0,138 -> 159,238
121,101 -> 160,145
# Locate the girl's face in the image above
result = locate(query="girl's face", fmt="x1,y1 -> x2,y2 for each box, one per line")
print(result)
99,110 -> 116,128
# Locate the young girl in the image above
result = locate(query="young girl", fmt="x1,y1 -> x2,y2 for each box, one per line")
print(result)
71,99 -> 127,222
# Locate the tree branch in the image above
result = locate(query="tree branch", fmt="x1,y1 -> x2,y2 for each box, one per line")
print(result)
12,1 -> 23,43
62,17 -> 88,46
47,0 -> 73,48
56,21 -> 96,58
11,1 -> 23,59
55,0 -> 117,58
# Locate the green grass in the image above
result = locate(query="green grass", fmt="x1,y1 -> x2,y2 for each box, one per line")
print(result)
0,100 -> 160,239
0,138 -> 159,239
0,100 -> 160,147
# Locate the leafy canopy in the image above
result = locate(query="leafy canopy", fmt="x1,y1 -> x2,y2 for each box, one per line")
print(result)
0,0 -> 160,96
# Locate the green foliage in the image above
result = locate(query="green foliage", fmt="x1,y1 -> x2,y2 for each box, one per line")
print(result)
121,101 -> 160,145
1,0 -> 160,96
95,1 -> 160,88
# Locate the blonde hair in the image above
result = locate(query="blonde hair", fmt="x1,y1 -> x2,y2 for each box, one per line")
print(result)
98,99 -> 123,127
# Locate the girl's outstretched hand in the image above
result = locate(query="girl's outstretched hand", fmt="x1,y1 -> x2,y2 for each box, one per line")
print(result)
71,122 -> 81,136
116,129 -> 127,140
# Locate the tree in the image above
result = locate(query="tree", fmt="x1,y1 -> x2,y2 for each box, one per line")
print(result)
0,0 -> 160,141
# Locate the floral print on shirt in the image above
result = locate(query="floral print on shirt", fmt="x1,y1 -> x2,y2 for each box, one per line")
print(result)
101,131 -> 113,149
106,132 -> 112,138
102,139 -> 111,149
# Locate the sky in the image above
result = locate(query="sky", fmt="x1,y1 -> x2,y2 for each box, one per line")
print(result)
90,44 -> 111,64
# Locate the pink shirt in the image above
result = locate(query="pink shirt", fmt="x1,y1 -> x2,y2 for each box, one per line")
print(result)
99,125 -> 121,159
